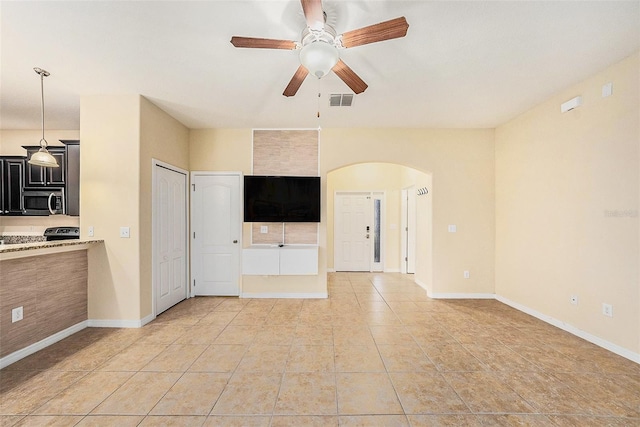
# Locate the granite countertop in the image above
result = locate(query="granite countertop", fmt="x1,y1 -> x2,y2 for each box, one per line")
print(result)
0,239 -> 104,256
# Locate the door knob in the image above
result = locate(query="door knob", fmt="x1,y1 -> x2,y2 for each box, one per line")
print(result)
233,240 -> 238,244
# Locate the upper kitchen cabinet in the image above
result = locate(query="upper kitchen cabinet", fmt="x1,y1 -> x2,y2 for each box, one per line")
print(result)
0,156 -> 26,215
23,146 -> 66,187
61,140 -> 80,216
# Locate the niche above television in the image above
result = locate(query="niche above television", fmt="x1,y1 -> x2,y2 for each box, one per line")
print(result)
244,175 -> 320,223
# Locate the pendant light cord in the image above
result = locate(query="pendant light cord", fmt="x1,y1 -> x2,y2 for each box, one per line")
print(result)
316,77 -> 322,131
35,67 -> 49,149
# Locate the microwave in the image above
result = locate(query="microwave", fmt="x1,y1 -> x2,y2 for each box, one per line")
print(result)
22,189 -> 65,215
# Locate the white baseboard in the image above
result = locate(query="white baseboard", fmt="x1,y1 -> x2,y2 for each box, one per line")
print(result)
414,278 -> 495,300
241,292 -> 328,299
0,321 -> 88,369
496,295 -> 640,364
410,279 -> 638,364
415,278 -> 428,292
430,292 -> 496,299
326,268 -> 336,273
383,268 -> 401,273
88,313 -> 155,328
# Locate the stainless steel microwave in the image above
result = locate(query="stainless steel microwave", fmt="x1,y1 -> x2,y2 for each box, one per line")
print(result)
22,189 -> 65,215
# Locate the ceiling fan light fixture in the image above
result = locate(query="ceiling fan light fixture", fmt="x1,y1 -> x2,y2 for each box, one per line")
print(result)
299,41 -> 339,78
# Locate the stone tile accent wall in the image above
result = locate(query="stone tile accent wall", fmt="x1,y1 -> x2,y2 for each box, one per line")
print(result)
252,130 -> 319,245
253,130 -> 318,176
251,223 -> 284,245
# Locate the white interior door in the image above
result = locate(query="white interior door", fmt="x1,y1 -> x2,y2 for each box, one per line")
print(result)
154,163 -> 188,315
192,173 -> 241,296
334,193 -> 371,272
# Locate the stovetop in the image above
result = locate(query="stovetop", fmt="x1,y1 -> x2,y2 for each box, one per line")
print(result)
44,226 -> 80,240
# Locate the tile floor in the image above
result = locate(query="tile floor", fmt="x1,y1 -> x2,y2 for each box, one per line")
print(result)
1,272 -> 639,426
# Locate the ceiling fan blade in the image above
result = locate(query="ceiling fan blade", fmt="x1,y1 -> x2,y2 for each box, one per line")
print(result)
340,16 -> 409,48
332,60 -> 368,94
283,65 -> 309,97
301,0 -> 325,31
230,36 -> 296,50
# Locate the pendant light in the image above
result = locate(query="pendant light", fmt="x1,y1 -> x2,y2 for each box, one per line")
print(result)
28,67 -> 59,168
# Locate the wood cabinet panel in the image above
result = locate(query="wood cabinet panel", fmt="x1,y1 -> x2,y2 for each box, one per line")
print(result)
24,146 -> 66,187
0,157 -> 26,215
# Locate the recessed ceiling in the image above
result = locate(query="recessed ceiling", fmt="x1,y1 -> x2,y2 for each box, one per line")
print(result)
1,1 -> 638,130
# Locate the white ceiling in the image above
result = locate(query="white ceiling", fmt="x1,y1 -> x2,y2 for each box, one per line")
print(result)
1,1 -> 638,131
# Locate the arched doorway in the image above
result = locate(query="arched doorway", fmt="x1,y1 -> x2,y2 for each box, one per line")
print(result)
327,163 -> 431,276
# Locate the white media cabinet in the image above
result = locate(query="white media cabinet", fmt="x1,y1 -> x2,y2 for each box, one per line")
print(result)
242,245 -> 318,275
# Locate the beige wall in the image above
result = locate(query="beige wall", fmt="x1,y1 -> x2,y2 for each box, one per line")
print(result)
0,129 -> 78,155
80,95 -> 189,323
190,129 -> 252,173
321,128 -> 496,296
190,129 -> 327,297
139,97 -> 189,318
80,95 -> 142,322
191,128 -> 495,296
495,53 -> 639,354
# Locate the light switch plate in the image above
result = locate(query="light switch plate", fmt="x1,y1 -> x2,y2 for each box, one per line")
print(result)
602,82 -> 613,98
448,225 -> 457,233
88,226 -> 94,237
120,227 -> 130,238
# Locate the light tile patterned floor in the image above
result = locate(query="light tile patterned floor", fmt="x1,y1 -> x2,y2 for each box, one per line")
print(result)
1,272 -> 639,426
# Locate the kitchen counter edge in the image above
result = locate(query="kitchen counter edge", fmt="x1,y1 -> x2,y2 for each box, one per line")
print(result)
0,239 -> 104,260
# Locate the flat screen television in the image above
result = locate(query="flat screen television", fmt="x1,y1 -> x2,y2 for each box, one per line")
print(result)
244,175 -> 320,223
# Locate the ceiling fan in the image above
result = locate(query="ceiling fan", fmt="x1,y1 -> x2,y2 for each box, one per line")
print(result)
230,0 -> 409,97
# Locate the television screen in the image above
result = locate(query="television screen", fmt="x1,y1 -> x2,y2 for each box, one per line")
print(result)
244,175 -> 320,223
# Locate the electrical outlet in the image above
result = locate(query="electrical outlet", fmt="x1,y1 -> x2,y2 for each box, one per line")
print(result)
463,270 -> 470,279
602,303 -> 613,317
12,306 -> 24,323
88,226 -> 94,237
260,226 -> 268,234
448,225 -> 457,233
120,227 -> 130,238
570,295 -> 578,305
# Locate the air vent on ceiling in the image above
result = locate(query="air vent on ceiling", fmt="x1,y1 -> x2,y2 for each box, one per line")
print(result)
329,93 -> 354,107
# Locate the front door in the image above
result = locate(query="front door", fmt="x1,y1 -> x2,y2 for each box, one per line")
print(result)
191,173 -> 241,296
154,162 -> 188,315
334,192 -> 371,271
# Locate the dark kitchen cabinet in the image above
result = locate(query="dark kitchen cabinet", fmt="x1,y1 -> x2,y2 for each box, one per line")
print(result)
23,146 -> 66,187
0,157 -> 26,215
61,140 -> 80,216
